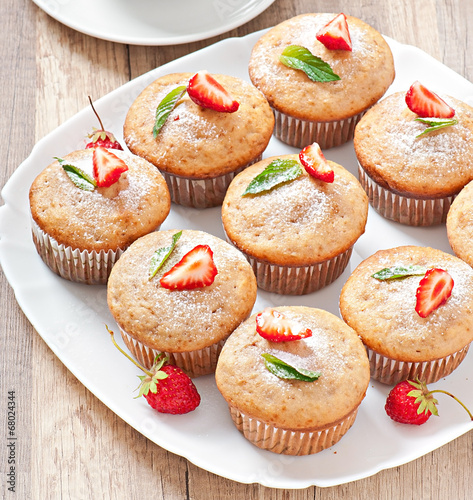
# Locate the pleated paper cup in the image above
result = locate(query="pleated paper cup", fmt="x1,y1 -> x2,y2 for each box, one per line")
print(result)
273,108 -> 366,150
161,155 -> 262,209
31,219 -> 122,285
119,328 -> 226,378
366,344 -> 471,385
228,405 -> 359,456
358,164 -> 454,226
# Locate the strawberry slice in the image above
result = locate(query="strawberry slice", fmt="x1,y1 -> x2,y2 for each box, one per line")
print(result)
415,268 -> 454,318
299,142 -> 334,183
405,81 -> 455,118
316,13 -> 352,51
187,71 -> 239,113
255,308 -> 313,342
160,245 -> 218,290
92,146 -> 128,187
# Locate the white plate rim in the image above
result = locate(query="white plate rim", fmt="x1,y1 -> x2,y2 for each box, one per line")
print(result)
31,0 -> 276,45
2,29 -> 473,489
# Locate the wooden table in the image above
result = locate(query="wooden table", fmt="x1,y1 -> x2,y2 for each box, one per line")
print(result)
1,0 -> 472,498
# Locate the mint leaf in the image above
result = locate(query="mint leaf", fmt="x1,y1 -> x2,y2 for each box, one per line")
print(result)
242,159 -> 302,196
149,231 -> 182,279
279,45 -> 340,82
261,353 -> 321,382
415,117 -> 458,137
372,265 -> 428,281
56,157 -> 96,191
153,86 -> 187,138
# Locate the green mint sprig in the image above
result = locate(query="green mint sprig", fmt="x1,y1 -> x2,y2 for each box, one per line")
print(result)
372,265 -> 428,281
415,117 -> 458,137
149,231 -> 183,280
153,86 -> 187,138
56,157 -> 97,191
279,45 -> 340,82
242,159 -> 302,196
262,353 -> 321,382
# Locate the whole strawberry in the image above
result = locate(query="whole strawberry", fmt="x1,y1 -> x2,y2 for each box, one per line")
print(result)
138,359 -> 201,415
108,327 -> 200,415
385,379 -> 472,425
86,96 -> 123,150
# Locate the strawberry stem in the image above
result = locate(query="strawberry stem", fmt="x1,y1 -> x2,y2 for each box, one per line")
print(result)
106,325 -> 153,377
428,389 -> 473,420
88,95 -> 105,131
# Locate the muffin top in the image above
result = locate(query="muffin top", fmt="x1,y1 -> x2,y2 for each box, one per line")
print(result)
354,92 -> 473,198
29,148 -> 170,252
340,245 -> 473,362
107,229 -> 257,352
221,154 -> 368,266
215,306 -> 370,431
123,73 -> 274,179
447,180 -> 473,267
248,13 -> 395,122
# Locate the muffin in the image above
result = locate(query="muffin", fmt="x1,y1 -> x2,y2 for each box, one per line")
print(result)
354,90 -> 473,226
123,72 -> 274,208
221,153 -> 368,294
339,246 -> 473,385
215,306 -> 370,455
29,148 -> 171,285
447,180 -> 473,267
107,229 -> 257,377
248,13 -> 395,149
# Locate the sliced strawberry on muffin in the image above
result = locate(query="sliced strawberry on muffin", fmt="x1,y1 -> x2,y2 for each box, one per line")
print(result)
405,81 -> 455,118
415,268 -> 454,318
187,70 -> 239,113
255,308 -> 313,342
159,244 -> 218,290
92,146 -> 129,187
299,142 -> 334,183
316,13 -> 352,51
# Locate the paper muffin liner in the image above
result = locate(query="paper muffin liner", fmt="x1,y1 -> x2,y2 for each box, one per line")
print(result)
273,108 -> 366,150
366,343 -> 470,385
224,233 -> 352,294
228,405 -> 358,455
161,155 -> 263,209
120,328 -> 226,378
31,219 -> 123,285
358,164 -> 455,226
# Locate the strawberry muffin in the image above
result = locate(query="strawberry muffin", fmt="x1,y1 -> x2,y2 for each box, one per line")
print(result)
339,246 -> 473,385
215,306 -> 370,455
107,229 -> 257,377
248,13 -> 395,149
221,148 -> 368,294
354,81 -> 473,225
123,71 -> 274,208
447,180 -> 473,268
29,147 -> 171,284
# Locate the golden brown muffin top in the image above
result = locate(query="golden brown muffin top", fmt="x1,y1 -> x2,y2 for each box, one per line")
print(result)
248,13 -> 395,121
354,92 -> 473,198
107,230 -> 257,352
123,73 -> 274,179
221,154 -> 368,266
340,245 -> 473,361
215,306 -> 370,431
29,149 -> 171,252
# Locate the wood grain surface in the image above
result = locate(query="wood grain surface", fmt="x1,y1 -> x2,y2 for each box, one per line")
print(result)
1,0 -> 472,498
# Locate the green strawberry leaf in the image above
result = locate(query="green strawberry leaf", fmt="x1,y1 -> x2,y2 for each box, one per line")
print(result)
372,265 -> 428,281
153,85 -> 187,138
56,157 -> 97,191
415,117 -> 458,137
279,45 -> 340,82
242,159 -> 302,196
261,353 -> 321,382
149,231 -> 182,280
